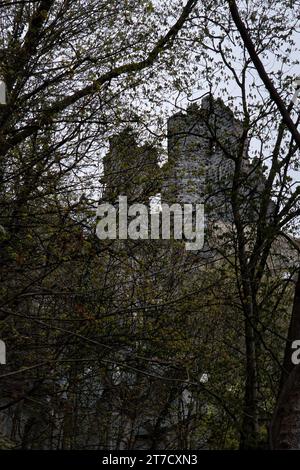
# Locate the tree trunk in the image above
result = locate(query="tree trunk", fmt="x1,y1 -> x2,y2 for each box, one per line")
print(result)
270,364 -> 300,449
240,313 -> 259,449
270,270 -> 300,448
279,271 -> 300,393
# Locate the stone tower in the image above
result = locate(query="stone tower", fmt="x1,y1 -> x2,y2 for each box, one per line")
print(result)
161,94 -> 249,220
101,95 -> 271,224
101,128 -> 161,204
